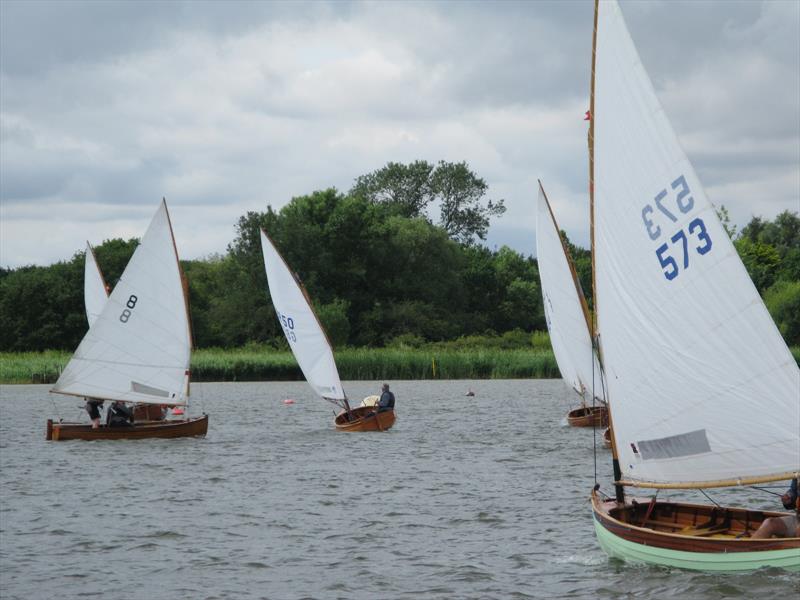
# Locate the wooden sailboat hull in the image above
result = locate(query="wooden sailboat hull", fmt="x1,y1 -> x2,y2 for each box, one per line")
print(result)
46,415 -> 208,441
334,406 -> 396,432
566,405 -> 607,427
591,489 -> 800,571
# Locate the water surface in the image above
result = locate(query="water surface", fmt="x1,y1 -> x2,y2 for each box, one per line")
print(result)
1,381 -> 797,598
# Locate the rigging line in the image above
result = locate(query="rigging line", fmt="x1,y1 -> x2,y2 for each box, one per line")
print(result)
590,326 -> 592,485
50,394 -> 61,421
697,488 -> 721,508
748,486 -> 783,497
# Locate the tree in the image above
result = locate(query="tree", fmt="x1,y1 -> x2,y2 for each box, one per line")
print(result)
764,280 -> 800,347
350,160 -> 505,244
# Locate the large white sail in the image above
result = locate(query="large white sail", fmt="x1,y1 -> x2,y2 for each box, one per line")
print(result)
536,184 -> 604,402
84,242 -> 109,328
52,201 -> 191,406
260,230 -> 346,402
593,0 -> 799,487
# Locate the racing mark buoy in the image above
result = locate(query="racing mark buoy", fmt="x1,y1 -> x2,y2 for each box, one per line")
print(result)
283,398 -> 295,405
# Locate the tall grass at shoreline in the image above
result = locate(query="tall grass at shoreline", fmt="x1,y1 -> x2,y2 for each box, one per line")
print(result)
2,345 -> 798,385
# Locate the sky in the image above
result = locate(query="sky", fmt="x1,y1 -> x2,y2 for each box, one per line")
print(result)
1,0 -> 798,268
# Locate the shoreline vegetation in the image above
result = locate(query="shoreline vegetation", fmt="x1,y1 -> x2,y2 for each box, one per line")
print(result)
0,347 -> 559,385
3,344 -> 799,386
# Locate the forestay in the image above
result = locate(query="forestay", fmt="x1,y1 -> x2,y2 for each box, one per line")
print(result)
84,242 -> 109,328
52,201 -> 191,406
536,184 -> 604,402
593,0 -> 799,487
260,230 -> 346,402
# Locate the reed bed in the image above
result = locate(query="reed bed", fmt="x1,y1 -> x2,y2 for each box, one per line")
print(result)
0,351 -> 71,384
3,346 -> 797,385
1,347 -> 558,384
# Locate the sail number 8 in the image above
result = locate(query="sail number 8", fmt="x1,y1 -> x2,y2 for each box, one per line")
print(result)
279,312 -> 297,342
119,295 -> 138,323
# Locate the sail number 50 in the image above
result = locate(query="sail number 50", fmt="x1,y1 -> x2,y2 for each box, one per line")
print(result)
119,295 -> 138,323
279,312 -> 296,342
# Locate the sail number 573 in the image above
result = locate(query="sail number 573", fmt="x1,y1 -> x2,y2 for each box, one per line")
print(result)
642,175 -> 713,281
656,218 -> 712,280
641,175 -> 694,241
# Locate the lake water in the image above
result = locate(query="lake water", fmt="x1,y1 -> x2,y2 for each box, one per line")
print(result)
1,380 -> 797,599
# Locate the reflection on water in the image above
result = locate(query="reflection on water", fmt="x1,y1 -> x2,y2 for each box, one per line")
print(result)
0,381 -> 796,599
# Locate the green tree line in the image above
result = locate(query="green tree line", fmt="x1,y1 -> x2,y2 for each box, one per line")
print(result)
1,161 -> 798,352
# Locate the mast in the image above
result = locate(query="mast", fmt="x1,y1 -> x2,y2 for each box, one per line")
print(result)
164,198 -> 193,400
589,0 -> 624,504
538,181 -> 594,352
87,241 -> 110,297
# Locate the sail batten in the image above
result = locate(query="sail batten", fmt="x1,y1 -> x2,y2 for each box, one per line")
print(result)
260,230 -> 346,403
593,0 -> 799,486
52,201 -> 191,406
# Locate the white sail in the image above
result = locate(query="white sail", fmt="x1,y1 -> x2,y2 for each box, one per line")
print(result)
84,242 -> 109,328
260,230 -> 346,402
536,184 -> 604,402
593,0 -> 799,487
52,201 -> 191,406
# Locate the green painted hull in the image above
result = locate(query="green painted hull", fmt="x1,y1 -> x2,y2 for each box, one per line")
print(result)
593,516 -> 800,572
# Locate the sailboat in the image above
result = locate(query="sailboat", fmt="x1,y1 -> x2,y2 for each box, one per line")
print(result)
47,200 -> 208,441
535,182 -> 607,428
84,241 -> 110,328
84,240 -> 167,422
259,229 -> 396,432
587,0 -> 799,570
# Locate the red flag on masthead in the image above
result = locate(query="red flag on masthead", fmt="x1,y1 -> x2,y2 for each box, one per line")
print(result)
584,110 -> 591,121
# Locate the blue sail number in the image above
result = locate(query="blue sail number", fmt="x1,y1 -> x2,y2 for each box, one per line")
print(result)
279,312 -> 297,342
655,217 -> 712,281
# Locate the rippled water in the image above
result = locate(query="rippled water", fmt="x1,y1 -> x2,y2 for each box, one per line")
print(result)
1,380 -> 797,599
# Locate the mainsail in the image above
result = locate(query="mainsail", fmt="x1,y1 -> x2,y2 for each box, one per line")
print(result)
84,241 -> 109,328
592,0 -> 799,487
52,201 -> 191,406
260,230 -> 346,402
536,183 -> 604,402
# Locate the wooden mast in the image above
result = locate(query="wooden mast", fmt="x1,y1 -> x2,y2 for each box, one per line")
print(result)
87,241 -> 111,297
588,0 -> 624,504
538,181 -> 594,354
163,198 -> 193,399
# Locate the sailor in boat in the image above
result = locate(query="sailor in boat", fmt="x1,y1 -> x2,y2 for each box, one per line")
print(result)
750,478 -> 800,539
377,383 -> 395,412
107,401 -> 134,427
84,398 -> 104,429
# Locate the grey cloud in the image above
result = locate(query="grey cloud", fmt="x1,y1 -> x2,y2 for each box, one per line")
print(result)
0,0 -> 797,267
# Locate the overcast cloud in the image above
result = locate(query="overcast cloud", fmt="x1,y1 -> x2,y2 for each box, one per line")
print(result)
1,0 -> 798,267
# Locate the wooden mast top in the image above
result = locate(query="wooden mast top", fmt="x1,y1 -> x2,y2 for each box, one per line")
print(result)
588,0 -> 623,473
538,181 -> 593,341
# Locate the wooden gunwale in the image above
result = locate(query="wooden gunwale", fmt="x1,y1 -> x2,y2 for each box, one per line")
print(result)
334,406 -> 396,432
46,415 -> 208,441
591,489 -> 799,552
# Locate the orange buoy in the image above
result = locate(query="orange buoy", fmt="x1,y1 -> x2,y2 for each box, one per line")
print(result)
283,399 -> 295,405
